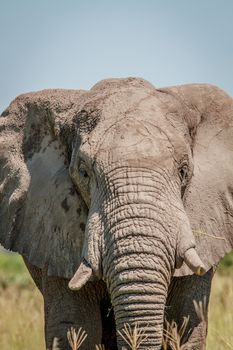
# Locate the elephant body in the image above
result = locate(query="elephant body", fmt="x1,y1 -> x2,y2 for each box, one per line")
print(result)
0,78 -> 232,349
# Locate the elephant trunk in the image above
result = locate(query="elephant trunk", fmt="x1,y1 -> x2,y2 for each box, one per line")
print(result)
69,169 -> 206,349
112,278 -> 167,348
102,197 -> 174,349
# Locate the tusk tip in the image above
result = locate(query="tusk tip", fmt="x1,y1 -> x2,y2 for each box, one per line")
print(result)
69,260 -> 93,291
196,266 -> 206,276
184,248 -> 207,276
68,280 -> 80,291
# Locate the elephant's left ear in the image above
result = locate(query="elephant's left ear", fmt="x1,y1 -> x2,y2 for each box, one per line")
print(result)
0,89 -> 88,279
166,84 -> 233,276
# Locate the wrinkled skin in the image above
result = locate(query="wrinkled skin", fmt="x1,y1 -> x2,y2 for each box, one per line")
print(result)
0,78 -> 233,349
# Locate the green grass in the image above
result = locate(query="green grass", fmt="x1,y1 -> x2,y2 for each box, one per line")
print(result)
0,253 -> 44,350
0,252 -> 232,349
0,252 -> 32,288
218,250 -> 233,271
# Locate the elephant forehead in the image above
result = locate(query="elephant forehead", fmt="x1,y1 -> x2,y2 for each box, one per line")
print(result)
95,118 -> 174,164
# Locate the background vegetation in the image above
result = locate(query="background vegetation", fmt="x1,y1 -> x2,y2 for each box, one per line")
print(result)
0,252 -> 232,350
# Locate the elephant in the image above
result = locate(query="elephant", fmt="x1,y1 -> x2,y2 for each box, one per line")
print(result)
0,77 -> 233,350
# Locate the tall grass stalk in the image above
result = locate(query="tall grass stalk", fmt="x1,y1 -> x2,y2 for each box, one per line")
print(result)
67,327 -> 87,350
117,323 -> 148,350
95,345 -> 106,350
162,317 -> 190,350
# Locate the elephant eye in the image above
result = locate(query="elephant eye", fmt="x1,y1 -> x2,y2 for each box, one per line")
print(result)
179,164 -> 189,198
78,161 -> 89,178
74,159 -> 91,208
179,164 -> 189,185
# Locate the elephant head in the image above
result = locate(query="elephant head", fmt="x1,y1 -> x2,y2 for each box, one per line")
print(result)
0,78 -> 233,349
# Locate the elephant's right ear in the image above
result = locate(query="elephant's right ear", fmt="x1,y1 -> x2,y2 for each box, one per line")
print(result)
164,84 -> 233,276
0,89 -> 88,279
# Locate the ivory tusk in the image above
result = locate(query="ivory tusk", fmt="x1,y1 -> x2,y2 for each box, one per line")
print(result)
69,260 -> 92,291
184,248 -> 206,276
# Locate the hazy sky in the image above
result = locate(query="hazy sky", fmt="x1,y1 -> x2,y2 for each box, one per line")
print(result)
0,0 -> 233,113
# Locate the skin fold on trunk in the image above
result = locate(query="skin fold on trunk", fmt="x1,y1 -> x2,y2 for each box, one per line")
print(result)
69,168 -> 206,349
102,195 -> 175,349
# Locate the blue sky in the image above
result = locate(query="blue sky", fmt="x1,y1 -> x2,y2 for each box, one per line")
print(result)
0,0 -> 232,113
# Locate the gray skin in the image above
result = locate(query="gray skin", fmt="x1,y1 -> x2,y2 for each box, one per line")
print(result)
0,78 -> 233,349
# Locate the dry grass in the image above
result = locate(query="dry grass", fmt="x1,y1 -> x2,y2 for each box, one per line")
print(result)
162,317 -> 190,350
117,323 -> 148,349
67,327 -> 87,349
0,284 -> 44,350
95,345 -> 106,350
207,271 -> 233,350
0,253 -> 232,349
